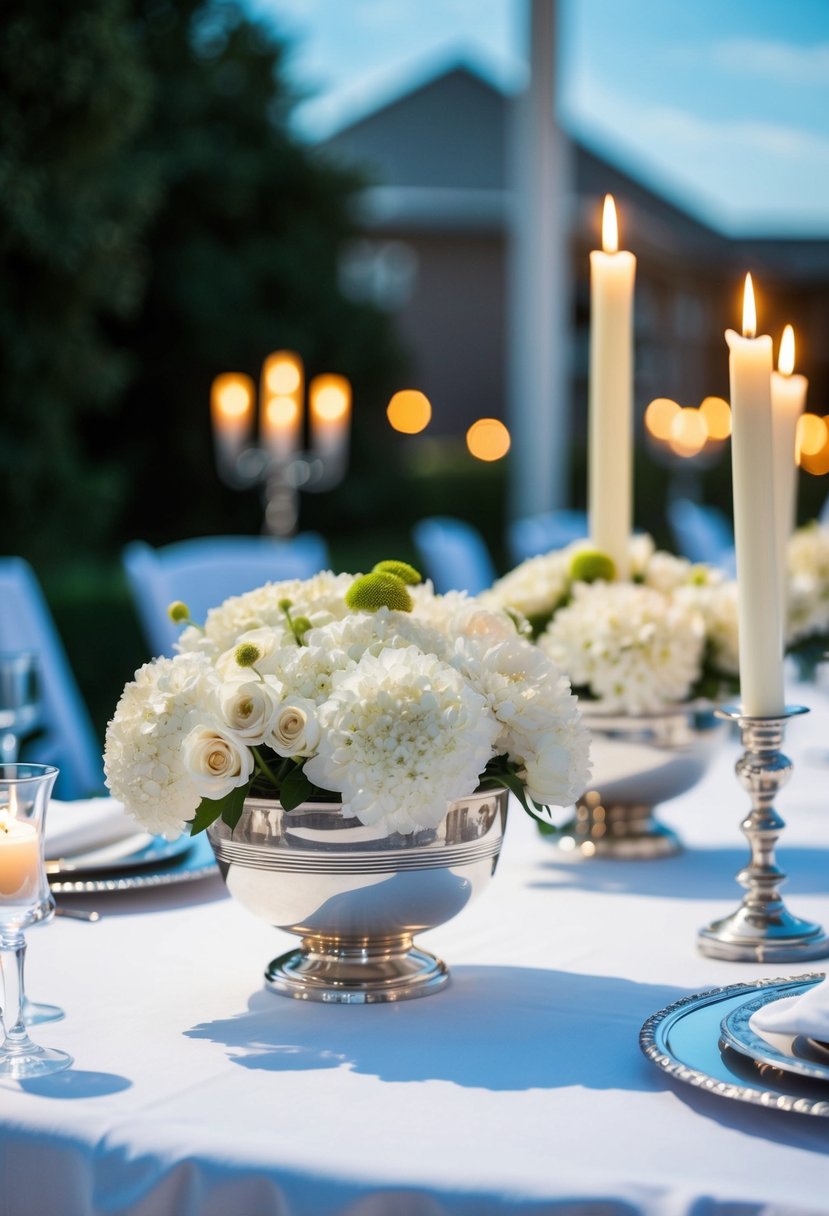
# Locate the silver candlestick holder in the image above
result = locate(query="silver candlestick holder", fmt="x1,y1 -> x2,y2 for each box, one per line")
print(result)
698,704 -> 829,962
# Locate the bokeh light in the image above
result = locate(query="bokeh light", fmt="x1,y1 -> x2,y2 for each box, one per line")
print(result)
387,389 -> 432,434
309,374 -> 351,423
466,418 -> 511,462
796,413 -> 828,459
263,351 -> 303,396
264,396 -> 300,429
669,407 -> 707,458
644,397 -> 680,441
699,396 -> 731,440
210,373 -> 255,423
798,413 -> 829,475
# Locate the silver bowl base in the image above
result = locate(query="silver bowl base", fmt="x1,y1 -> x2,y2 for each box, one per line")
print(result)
265,935 -> 449,1003
554,803 -> 682,860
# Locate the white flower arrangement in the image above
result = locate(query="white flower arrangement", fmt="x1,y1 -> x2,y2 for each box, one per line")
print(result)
786,521 -> 829,651
104,562 -> 591,839
482,536 -> 740,714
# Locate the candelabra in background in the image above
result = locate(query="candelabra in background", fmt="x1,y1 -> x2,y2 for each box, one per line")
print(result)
643,394 -> 731,504
211,351 -> 351,536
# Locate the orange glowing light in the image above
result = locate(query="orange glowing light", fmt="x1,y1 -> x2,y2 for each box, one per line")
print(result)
801,445 -> 829,476
644,397 -> 680,441
263,351 -> 303,397
742,274 -> 757,339
387,390 -> 432,435
309,375 -> 351,424
797,413 -> 828,461
210,373 -> 254,425
778,324 -> 795,376
699,396 -> 731,441
669,408 -> 708,458
466,418 -> 511,462
264,396 -> 300,430
601,194 -> 618,254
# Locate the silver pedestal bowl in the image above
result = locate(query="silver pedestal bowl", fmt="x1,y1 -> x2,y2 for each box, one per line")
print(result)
555,703 -> 728,859
207,787 -> 508,1003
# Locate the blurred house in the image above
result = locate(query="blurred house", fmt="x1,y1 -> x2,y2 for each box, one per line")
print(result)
319,62 -> 829,446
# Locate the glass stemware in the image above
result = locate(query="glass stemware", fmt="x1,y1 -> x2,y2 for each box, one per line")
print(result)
0,652 -> 41,766
0,658 -> 61,1024
0,764 -> 72,1078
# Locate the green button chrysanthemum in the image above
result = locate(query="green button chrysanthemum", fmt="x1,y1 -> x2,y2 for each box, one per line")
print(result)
569,550 -> 616,584
372,560 -> 422,586
346,572 -> 413,613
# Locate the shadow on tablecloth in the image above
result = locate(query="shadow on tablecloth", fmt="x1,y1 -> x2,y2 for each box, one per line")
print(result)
528,844 -> 829,901
186,965 -> 682,1093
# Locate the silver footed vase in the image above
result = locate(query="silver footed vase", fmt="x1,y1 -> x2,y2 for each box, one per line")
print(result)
207,787 -> 508,1003
555,703 -> 728,859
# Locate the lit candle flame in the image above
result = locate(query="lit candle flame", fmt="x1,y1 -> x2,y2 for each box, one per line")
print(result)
778,324 -> 795,376
602,194 -> 618,255
742,273 -> 757,339
210,374 -> 254,424
0,787 -> 18,833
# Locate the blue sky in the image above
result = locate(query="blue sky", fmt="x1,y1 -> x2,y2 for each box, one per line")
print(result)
247,0 -> 829,237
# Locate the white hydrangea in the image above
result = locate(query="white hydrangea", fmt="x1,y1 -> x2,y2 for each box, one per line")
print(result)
450,633 -> 591,807
675,577 -> 740,678
540,582 -> 706,713
245,609 -> 453,708
107,570 -> 594,836
303,646 -> 501,834
481,548 -> 573,622
104,653 -> 223,838
177,571 -> 354,659
786,523 -> 829,645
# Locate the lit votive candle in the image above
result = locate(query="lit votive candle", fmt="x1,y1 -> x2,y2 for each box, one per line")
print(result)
0,815 -> 41,904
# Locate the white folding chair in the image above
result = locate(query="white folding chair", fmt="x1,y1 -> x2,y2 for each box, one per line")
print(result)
412,517 -> 496,594
0,557 -> 104,799
122,533 -> 331,657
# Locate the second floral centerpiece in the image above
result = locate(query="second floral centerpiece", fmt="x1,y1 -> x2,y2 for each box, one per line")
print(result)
104,562 -> 591,1001
482,536 -> 737,858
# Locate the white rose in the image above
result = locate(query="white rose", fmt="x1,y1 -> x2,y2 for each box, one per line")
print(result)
182,724 -> 253,798
270,698 -> 321,757
218,679 -> 280,744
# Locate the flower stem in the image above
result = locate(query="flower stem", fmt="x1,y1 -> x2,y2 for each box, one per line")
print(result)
252,748 -> 281,788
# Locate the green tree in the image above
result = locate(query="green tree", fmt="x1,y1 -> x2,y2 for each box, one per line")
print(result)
0,0 -> 158,560
108,0 -> 404,545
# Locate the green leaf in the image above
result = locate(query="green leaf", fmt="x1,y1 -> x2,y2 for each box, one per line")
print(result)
221,783 -> 249,833
481,763 -> 557,830
279,767 -> 314,811
188,798 -> 223,837
188,782 -> 249,837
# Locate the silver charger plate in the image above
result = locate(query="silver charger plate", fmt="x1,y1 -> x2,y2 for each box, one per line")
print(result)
48,832 -> 217,895
720,981 -> 829,1083
640,974 -> 829,1118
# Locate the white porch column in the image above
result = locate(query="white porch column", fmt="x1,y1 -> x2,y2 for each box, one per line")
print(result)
507,0 -> 572,520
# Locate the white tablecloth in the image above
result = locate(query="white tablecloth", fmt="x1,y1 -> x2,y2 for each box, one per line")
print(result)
3,687 -> 829,1215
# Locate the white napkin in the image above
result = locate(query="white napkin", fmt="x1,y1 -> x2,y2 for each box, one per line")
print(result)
750,974 -> 829,1041
45,798 -> 141,862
